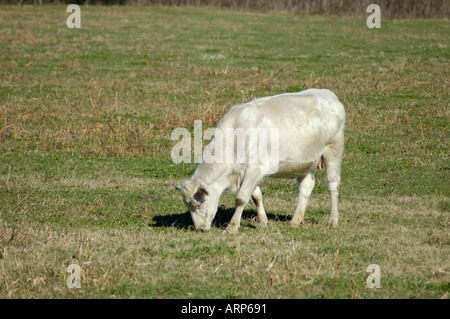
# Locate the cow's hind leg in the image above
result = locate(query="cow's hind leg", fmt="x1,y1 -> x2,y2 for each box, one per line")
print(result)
252,186 -> 268,228
289,172 -> 315,227
324,135 -> 344,228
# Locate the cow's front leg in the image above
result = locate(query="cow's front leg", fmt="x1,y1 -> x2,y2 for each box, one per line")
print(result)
290,172 -> 315,227
225,169 -> 262,234
224,199 -> 246,235
252,186 -> 268,228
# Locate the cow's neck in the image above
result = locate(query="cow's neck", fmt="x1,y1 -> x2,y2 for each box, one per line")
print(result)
192,161 -> 231,190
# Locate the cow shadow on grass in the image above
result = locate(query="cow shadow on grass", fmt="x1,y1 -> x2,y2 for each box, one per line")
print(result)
151,205 -> 291,231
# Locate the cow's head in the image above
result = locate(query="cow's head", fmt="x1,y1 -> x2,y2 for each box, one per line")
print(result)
175,180 -> 220,232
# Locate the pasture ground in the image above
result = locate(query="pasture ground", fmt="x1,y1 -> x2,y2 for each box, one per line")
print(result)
0,5 -> 449,299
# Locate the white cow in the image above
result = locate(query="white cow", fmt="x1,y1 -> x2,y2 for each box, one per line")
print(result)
176,88 -> 345,233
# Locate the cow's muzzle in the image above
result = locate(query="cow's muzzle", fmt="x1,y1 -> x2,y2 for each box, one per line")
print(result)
196,225 -> 210,232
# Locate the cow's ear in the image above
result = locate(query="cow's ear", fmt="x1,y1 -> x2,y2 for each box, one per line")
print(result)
175,184 -> 182,191
194,185 -> 208,203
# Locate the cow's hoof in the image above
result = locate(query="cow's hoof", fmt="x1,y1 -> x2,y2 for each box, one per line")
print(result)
289,219 -> 304,228
223,225 -> 239,235
327,220 -> 338,228
256,219 -> 268,229
256,222 -> 267,229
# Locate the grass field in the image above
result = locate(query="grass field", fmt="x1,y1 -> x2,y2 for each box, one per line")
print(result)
0,5 -> 449,299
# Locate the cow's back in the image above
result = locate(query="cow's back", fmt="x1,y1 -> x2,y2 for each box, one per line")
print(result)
224,89 -> 344,143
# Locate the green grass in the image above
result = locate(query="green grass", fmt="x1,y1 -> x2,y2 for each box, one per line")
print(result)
0,5 -> 449,299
